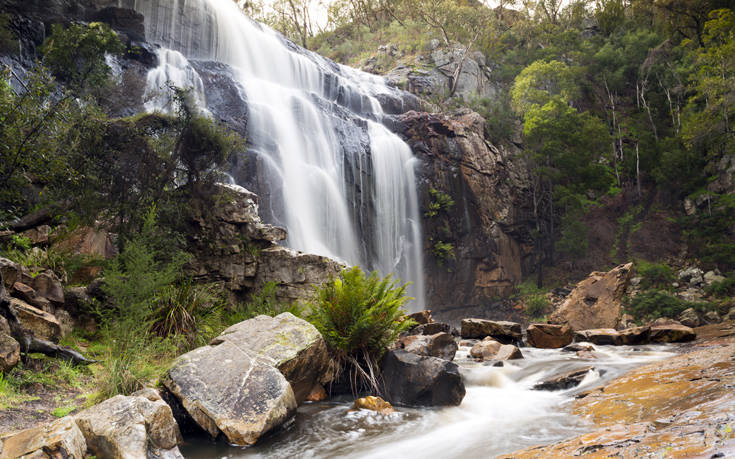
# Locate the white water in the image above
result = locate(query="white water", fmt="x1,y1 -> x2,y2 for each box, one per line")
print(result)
182,343 -> 675,458
127,0 -> 425,308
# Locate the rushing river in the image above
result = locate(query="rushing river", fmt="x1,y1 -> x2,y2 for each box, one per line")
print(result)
182,342 -> 675,458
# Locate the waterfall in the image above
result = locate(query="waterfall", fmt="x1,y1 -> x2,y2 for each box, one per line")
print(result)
126,0 -> 425,309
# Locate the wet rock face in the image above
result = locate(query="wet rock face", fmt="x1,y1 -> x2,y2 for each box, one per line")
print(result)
526,323 -> 573,349
381,350 -> 465,407
390,110 -> 532,322
549,263 -> 633,331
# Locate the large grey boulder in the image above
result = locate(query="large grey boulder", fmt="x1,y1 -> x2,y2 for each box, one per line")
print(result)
381,350 -> 465,407
163,313 -> 329,446
0,417 -> 87,459
74,388 -> 183,459
211,313 -> 333,403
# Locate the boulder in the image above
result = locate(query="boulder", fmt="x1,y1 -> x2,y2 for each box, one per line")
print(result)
395,332 -> 458,361
409,322 -> 450,335
704,310 -> 721,323
573,329 -> 622,346
305,384 -> 327,402
0,417 -> 86,459
725,307 -> 735,321
616,313 -> 636,330
562,343 -> 594,353
381,350 -> 465,407
651,317 -> 681,327
52,226 -> 117,260
649,324 -> 696,343
549,263 -> 632,331
29,271 -> 64,306
351,396 -> 394,414
526,323 -> 573,349
163,316 -> 309,445
704,270 -> 725,285
618,326 -> 651,345
678,267 -> 704,286
74,388 -> 183,459
469,338 -> 522,360
470,337 -> 501,360
406,310 -> 433,325
677,307 -> 700,328
0,331 -> 20,372
20,225 -> 51,246
12,281 -> 52,312
210,313 -> 332,403
533,366 -> 594,391
7,297 -> 62,342
460,319 -> 522,343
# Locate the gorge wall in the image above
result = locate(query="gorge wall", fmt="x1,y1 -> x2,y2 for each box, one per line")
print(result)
0,0 -> 534,318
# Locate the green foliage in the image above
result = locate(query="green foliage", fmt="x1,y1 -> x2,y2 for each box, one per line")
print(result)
424,187 -> 455,218
626,289 -> 715,321
97,208 -> 189,397
51,405 -> 77,418
232,281 -> 303,323
525,293 -> 550,319
705,274 -> 735,297
636,260 -> 675,290
9,234 -> 31,251
41,22 -> 124,90
511,60 -> 580,114
308,266 -> 413,395
0,14 -> 18,54
431,240 -> 455,266
556,214 -> 589,259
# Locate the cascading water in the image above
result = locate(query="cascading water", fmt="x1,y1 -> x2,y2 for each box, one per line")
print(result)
124,0 -> 425,308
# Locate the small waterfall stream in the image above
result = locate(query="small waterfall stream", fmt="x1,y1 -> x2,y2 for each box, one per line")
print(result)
123,0 -> 425,308
181,343 -> 674,457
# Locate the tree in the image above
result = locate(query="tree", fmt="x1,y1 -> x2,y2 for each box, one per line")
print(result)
510,59 -> 580,113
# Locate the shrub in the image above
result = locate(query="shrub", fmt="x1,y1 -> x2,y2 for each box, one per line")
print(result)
425,188 -> 455,218
705,275 -> 735,298
231,281 -> 303,323
626,289 -> 715,322
432,240 -> 455,266
636,260 -> 675,290
308,267 -> 414,395
525,293 -> 550,319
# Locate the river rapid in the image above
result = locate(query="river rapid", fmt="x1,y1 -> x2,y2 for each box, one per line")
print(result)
182,342 -> 675,458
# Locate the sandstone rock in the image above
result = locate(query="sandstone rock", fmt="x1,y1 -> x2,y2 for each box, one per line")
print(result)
677,307 -> 700,328
163,315 -> 309,445
616,313 -> 636,330
526,323 -> 573,349
562,343 -> 594,352
704,310 -> 721,323
381,350 -> 465,407
305,384 -> 327,402
469,338 -> 522,360
573,329 -> 622,346
651,317 -> 681,327
351,396 -> 394,414
11,281 -> 51,312
7,297 -> 62,343
0,257 -> 30,289
52,226 -> 117,260
0,417 -> 86,459
29,271 -> 64,306
725,307 -> 735,321
406,310 -> 432,325
0,315 -> 10,335
470,337 -> 501,360
74,388 -> 183,459
649,324 -> 696,343
618,326 -> 651,345
20,225 -> 51,246
409,322 -> 450,335
210,313 -> 332,403
395,332 -> 458,361
533,366 -> 594,391
0,331 -> 20,372
549,263 -> 632,331
460,319 -> 522,343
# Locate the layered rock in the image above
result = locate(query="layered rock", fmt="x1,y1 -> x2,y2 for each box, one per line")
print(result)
394,332 -> 458,361
74,388 -> 183,459
460,318 -> 521,343
187,186 -> 343,305
549,263 -> 633,330
526,323 -> 573,349
0,417 -> 87,459
573,329 -> 622,346
649,323 -> 696,343
163,313 -> 330,445
0,331 -> 20,372
390,110 -> 532,321
381,350 -> 465,407
6,297 -> 62,343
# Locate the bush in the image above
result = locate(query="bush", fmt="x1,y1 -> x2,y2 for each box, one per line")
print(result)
425,188 -> 455,218
636,260 -> 675,290
231,281 -> 303,323
626,289 -> 715,322
308,267 -> 414,395
705,275 -> 735,298
431,240 -> 455,266
525,293 -> 550,319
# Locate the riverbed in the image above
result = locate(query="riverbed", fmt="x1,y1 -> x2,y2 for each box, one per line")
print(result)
182,342 -> 676,458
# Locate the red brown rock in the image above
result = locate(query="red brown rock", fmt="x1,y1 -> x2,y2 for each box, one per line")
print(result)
526,323 -> 573,349
549,263 -> 633,331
